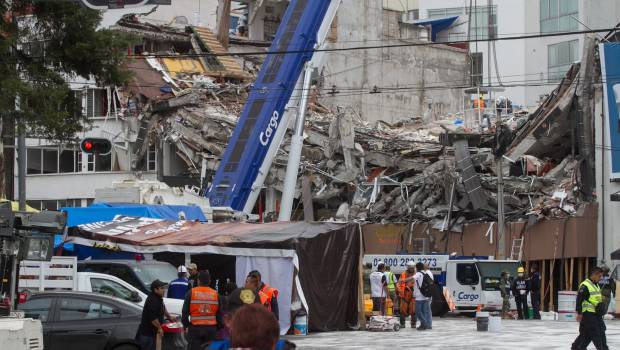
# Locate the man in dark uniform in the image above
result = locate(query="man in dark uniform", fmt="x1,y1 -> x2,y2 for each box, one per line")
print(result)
599,266 -> 616,310
137,280 -> 176,350
529,264 -> 541,319
511,266 -> 530,319
572,267 -> 609,350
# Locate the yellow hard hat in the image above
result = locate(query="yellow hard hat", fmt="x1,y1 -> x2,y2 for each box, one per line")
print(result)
517,267 -> 525,273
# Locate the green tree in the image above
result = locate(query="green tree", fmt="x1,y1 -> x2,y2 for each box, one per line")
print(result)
0,0 -> 133,197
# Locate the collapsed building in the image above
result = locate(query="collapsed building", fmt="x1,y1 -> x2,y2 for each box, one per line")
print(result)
106,14 -> 593,229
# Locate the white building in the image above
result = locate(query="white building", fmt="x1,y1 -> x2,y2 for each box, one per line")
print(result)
417,0 -> 620,108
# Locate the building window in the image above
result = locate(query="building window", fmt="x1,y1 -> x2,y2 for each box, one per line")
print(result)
467,6 -> 497,40
147,144 -> 157,171
427,6 -> 496,40
548,40 -> 579,80
81,88 -> 108,118
471,52 -> 483,86
27,148 -> 42,175
427,7 -> 464,19
26,199 -> 86,211
540,0 -> 578,33
59,147 -> 79,173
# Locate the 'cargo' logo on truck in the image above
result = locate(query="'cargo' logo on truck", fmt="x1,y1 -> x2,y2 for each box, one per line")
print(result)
259,111 -> 280,146
457,292 -> 480,301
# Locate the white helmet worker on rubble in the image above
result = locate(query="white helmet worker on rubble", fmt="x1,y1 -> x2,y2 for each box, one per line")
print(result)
406,261 -> 416,269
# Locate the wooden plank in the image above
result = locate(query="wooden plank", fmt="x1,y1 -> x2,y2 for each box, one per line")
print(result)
542,260 -> 547,311
569,258 -> 575,290
565,259 -> 570,290
550,260 -> 555,311
577,258 -> 584,283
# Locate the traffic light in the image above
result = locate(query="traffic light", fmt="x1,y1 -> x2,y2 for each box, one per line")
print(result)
80,138 -> 112,155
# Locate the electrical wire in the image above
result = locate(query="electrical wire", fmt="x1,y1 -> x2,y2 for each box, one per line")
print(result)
125,28 -> 618,59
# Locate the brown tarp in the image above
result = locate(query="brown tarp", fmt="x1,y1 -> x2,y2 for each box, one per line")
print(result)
70,217 -> 360,332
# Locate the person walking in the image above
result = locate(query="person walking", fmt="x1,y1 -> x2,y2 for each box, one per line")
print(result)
500,271 -> 511,319
397,261 -> 416,328
167,265 -> 190,300
414,262 -> 432,330
182,271 -> 223,350
571,267 -> 609,350
137,279 -> 176,350
529,264 -> 541,319
247,270 -> 280,320
511,266 -> 530,319
384,265 -> 397,315
370,263 -> 389,315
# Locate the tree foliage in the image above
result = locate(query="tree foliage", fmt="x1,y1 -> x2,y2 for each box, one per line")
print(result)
0,0 -> 134,140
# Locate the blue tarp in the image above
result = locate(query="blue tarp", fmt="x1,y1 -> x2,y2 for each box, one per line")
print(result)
62,202 -> 207,227
414,16 -> 459,42
55,202 -> 207,253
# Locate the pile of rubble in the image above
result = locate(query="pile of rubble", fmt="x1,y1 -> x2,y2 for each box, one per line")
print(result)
110,16 -> 591,226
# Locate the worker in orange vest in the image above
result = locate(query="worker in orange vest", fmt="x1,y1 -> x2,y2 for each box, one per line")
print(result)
247,270 -> 279,320
182,271 -> 222,350
397,261 -> 417,328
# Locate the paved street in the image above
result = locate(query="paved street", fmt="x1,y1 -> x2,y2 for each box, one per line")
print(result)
288,318 -> 620,349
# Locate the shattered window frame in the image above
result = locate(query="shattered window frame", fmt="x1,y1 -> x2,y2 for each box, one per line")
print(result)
466,5 -> 497,40
539,0 -> 578,34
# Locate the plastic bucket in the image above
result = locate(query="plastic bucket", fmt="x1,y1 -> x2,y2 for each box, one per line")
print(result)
476,311 -> 489,332
293,315 -> 308,335
488,316 -> 502,333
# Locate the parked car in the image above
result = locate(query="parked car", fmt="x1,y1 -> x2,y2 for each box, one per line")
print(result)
18,291 -> 141,350
20,257 -> 183,315
18,291 -> 186,350
77,259 -> 179,294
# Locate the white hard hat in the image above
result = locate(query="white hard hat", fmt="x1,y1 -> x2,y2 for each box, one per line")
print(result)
178,265 -> 188,273
406,261 -> 416,268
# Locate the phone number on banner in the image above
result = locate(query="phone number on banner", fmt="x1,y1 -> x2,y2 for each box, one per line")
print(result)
363,255 -> 448,273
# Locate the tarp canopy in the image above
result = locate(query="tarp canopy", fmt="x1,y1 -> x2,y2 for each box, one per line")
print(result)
69,217 -> 360,332
61,202 -> 207,227
414,15 -> 459,41
56,203 -> 206,252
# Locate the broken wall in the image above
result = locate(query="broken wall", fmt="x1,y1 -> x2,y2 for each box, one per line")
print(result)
320,2 -> 468,124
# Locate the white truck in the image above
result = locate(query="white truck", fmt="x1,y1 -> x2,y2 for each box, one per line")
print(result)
364,255 -> 520,314
19,256 -> 184,315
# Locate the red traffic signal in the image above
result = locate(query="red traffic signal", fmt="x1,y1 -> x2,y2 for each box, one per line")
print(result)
80,138 -> 112,155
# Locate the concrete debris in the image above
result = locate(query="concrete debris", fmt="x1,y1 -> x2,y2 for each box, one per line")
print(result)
110,18 -> 592,226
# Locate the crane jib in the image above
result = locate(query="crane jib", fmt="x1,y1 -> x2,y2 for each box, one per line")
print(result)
207,0 -> 333,210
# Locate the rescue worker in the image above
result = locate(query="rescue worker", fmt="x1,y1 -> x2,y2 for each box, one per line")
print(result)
599,265 -> 616,308
182,271 -> 223,350
384,265 -> 397,314
370,263 -> 389,315
187,263 -> 199,288
167,265 -> 190,300
511,266 -> 530,320
247,270 -> 279,320
571,267 -> 609,350
530,264 -> 541,319
397,261 -> 416,328
499,271 -> 511,319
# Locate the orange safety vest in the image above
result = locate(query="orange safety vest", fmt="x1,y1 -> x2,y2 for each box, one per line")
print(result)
258,284 -> 278,311
189,286 -> 219,326
397,272 -> 414,296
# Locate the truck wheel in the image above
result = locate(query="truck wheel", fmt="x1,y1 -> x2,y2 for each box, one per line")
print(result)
393,324 -> 400,331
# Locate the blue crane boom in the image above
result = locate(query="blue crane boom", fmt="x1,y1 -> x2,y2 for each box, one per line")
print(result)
207,0 -> 333,210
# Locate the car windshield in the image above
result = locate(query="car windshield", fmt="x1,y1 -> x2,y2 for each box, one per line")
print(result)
132,263 -> 177,287
476,262 -> 519,291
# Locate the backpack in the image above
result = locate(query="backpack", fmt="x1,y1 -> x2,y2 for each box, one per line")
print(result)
416,272 -> 434,298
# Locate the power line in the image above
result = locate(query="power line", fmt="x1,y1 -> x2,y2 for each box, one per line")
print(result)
126,28 -> 617,59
